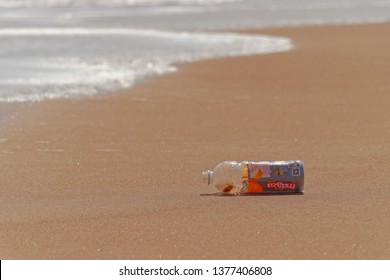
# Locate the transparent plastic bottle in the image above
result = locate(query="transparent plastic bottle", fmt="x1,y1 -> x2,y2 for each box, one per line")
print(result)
202,160 -> 304,195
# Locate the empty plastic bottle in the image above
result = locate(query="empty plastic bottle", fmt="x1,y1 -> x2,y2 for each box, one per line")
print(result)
202,160 -> 304,195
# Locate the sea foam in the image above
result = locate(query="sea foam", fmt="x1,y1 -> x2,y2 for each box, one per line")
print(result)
0,28 -> 292,102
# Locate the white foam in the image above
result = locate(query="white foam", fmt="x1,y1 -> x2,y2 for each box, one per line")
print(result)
0,27 -> 231,36
0,0 -> 243,8
0,28 -> 292,102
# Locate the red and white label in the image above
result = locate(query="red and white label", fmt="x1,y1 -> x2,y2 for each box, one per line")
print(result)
266,181 -> 296,191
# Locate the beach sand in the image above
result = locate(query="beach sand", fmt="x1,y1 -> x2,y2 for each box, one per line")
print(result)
1,24 -> 389,259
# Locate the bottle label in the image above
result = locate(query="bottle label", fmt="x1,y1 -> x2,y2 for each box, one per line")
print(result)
242,160 -> 304,193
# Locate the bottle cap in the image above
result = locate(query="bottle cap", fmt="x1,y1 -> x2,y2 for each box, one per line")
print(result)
202,170 -> 213,185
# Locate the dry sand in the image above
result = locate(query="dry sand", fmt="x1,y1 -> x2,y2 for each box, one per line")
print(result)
0,24 -> 389,259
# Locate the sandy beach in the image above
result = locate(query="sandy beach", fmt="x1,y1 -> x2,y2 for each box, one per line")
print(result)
1,23 -> 389,259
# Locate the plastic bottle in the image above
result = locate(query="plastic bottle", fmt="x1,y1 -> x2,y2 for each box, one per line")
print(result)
202,160 -> 304,195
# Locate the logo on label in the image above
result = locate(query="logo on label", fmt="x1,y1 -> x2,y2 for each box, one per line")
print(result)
267,181 -> 296,190
292,168 -> 300,176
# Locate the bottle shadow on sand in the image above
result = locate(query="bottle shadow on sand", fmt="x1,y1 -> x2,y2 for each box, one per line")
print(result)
200,192 -> 304,197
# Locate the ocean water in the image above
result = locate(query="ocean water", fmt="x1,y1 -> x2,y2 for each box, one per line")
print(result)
1,0 -> 390,102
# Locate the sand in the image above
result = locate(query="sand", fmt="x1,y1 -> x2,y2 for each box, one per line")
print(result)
0,24 -> 389,259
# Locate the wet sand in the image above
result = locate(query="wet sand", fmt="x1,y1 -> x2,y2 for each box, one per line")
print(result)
1,23 -> 389,259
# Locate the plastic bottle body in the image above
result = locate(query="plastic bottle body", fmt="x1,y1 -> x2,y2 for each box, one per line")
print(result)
202,160 -> 304,195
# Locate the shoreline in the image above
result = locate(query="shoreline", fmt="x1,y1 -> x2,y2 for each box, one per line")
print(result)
1,23 -> 390,259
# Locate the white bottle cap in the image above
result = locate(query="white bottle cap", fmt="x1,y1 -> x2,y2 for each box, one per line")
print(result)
201,170 -> 213,185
